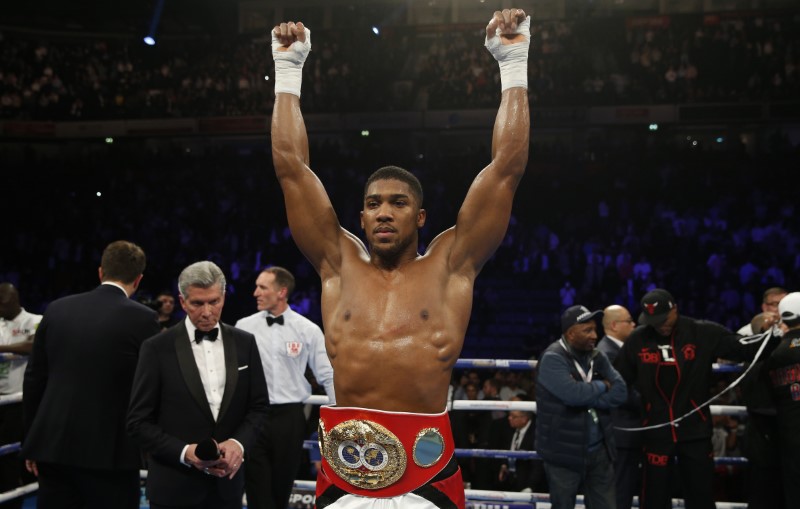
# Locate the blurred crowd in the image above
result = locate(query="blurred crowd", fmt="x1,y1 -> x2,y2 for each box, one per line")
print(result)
3,128 -> 798,357
1,11 -> 798,120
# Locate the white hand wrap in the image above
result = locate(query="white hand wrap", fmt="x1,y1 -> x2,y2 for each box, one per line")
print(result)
271,27 -> 312,97
484,16 -> 530,91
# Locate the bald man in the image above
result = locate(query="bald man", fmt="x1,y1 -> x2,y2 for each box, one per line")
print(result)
597,306 -> 640,509
0,283 -> 41,508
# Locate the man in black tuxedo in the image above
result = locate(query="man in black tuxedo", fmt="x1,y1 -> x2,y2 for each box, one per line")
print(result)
127,261 -> 269,509
597,305 -> 640,509
22,240 -> 161,509
497,409 -> 547,493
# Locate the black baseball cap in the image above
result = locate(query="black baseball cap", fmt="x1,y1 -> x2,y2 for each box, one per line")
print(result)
639,289 -> 675,326
561,305 -> 603,333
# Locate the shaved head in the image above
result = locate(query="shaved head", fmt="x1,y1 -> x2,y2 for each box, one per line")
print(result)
602,304 -> 635,342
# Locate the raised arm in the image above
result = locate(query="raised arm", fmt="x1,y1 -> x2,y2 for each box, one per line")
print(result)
448,9 -> 530,275
271,22 -> 345,275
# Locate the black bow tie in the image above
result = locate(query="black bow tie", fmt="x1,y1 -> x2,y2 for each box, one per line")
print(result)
266,315 -> 284,326
194,328 -> 219,344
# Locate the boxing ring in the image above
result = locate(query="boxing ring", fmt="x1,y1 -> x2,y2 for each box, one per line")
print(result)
0,357 -> 751,508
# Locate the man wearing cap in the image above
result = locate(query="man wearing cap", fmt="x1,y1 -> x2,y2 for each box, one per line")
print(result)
535,305 -> 627,509
615,288 -> 770,509
764,291 -> 800,509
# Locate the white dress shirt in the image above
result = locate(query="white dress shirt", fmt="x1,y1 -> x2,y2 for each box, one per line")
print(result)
184,318 -> 226,420
180,318 -> 243,466
235,307 -> 335,404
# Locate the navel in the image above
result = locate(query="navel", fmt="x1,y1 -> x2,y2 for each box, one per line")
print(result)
344,310 -> 351,321
420,309 -> 429,320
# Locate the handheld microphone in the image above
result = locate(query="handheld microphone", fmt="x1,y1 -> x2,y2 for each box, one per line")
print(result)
195,438 -> 221,461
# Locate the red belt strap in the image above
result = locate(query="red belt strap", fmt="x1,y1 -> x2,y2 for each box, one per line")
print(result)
318,406 -> 455,498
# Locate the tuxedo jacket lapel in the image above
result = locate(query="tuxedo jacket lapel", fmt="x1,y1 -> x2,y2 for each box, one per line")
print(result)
174,328 -> 216,423
218,324 -> 239,422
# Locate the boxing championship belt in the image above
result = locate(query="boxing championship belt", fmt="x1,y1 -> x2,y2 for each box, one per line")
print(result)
318,406 -> 455,498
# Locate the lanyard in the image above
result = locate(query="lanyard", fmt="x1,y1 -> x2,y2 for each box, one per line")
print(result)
560,338 -> 593,382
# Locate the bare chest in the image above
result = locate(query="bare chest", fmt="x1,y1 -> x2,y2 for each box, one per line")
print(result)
321,261 -> 472,360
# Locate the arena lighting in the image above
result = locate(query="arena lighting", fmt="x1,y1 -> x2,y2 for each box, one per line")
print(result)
105,137 -> 114,144
372,26 -> 380,35
96,192 -> 102,197
144,0 -> 166,46
648,123 -> 658,131
361,130 -> 370,136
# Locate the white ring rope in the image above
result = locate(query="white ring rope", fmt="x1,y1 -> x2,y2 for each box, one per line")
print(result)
292,480 -> 748,508
455,358 -> 745,374
0,482 -> 39,504
0,353 -> 760,507
616,330 -> 772,432
0,353 -> 750,373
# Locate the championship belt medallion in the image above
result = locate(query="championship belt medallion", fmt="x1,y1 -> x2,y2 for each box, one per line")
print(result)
321,419 -> 407,490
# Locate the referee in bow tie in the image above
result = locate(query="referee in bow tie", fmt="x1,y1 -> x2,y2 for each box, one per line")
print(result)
235,267 -> 335,509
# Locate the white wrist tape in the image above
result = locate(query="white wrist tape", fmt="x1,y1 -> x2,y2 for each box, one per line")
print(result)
271,27 -> 312,97
484,16 -> 530,91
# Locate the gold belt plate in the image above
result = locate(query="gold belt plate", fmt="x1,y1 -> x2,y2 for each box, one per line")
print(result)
321,419 -> 407,490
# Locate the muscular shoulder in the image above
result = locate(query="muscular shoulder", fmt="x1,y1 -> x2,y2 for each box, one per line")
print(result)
321,228 -> 369,279
425,227 -> 456,254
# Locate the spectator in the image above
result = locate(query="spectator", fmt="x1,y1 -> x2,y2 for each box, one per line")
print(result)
496,410 -> 546,493
535,305 -> 627,509
156,290 -> 180,329
737,287 -> 787,335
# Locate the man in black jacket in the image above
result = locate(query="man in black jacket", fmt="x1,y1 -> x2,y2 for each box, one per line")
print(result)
615,289 -> 770,509
597,305 -> 640,509
496,409 -> 546,493
127,261 -> 269,509
22,240 -> 161,509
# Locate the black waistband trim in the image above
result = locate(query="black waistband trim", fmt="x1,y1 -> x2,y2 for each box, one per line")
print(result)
411,457 -> 460,509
